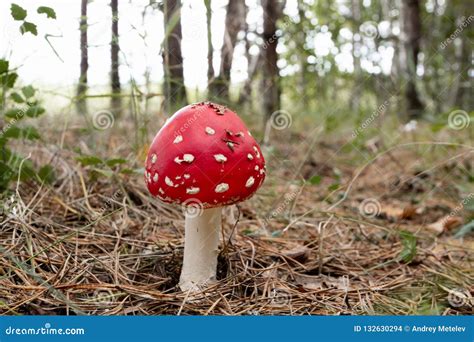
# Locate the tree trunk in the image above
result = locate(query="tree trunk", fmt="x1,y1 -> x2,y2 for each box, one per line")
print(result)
212,0 -> 245,103
401,0 -> 423,119
205,0 -> 215,96
110,0 -> 121,114
238,2 -> 254,106
77,0 -> 88,114
261,0 -> 283,123
350,0 -> 362,112
163,0 -> 187,113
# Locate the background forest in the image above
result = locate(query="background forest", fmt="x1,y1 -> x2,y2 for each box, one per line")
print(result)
0,0 -> 472,315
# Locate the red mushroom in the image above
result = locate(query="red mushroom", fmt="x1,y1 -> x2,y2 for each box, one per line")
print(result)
145,102 -> 266,291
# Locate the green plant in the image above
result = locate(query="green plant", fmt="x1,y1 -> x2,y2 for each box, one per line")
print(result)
0,4 -> 57,191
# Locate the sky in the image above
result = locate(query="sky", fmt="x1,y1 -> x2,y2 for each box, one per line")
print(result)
0,0 -> 394,92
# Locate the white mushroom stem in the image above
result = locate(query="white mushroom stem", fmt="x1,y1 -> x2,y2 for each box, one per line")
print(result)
179,207 -> 222,291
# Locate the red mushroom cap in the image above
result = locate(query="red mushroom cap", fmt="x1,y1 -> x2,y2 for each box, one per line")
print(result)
145,102 -> 266,208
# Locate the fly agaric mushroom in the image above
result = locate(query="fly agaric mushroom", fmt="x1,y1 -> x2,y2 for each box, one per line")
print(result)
145,102 -> 266,291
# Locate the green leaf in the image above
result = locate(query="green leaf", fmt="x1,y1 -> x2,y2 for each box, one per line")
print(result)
20,22 -> 38,36
3,126 -> 40,140
271,230 -> 282,237
328,183 -> 340,191
5,108 -> 26,119
11,4 -> 27,21
0,59 -> 9,74
119,168 -> 134,175
0,72 -> 18,88
21,85 -> 35,98
454,220 -> 474,239
0,161 -> 14,190
25,105 -> 45,118
76,155 -> 104,166
91,168 -> 114,178
37,6 -> 56,19
38,165 -> 55,184
10,92 -> 25,103
308,175 -> 322,185
18,162 -> 36,181
105,158 -> 127,167
398,230 -> 417,263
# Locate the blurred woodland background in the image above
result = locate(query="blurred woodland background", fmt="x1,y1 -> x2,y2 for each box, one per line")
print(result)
0,0 -> 473,315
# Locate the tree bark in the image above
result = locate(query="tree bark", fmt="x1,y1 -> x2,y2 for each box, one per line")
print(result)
212,0 -> 245,102
350,0 -> 362,112
261,0 -> 283,123
401,0 -> 423,119
77,0 -> 88,114
111,0 -> 121,114
163,0 -> 187,112
238,2 -> 252,105
205,0 -> 215,96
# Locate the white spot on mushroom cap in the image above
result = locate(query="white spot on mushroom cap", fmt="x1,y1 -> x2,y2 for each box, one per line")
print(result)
214,154 -> 227,163
153,173 -> 159,182
174,154 -> 195,164
246,176 -> 255,188
215,183 -> 229,193
183,174 -> 190,179
165,177 -> 174,186
186,187 -> 200,194
183,154 -> 194,162
253,146 -> 260,158
159,188 -> 164,194
205,127 -> 215,135
247,153 -> 253,160
255,165 -> 259,171
260,168 -> 265,175
151,154 -> 157,164
248,131 -> 252,136
173,135 -> 183,144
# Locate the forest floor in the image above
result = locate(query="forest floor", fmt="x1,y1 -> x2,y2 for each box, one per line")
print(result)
0,118 -> 473,315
